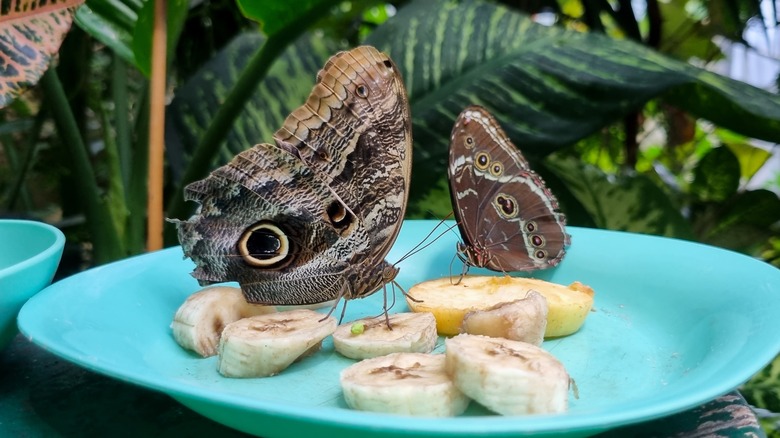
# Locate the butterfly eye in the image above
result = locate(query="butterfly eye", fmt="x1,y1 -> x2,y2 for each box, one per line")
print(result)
464,136 -> 475,148
475,152 -> 490,170
383,59 -> 393,69
356,84 -> 369,98
494,193 -> 518,218
490,162 -> 504,176
238,222 -> 291,268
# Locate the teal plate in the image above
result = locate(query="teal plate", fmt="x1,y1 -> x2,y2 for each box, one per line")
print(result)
17,221 -> 780,437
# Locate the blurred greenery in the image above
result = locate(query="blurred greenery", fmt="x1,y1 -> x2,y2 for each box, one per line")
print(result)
1,0 -> 779,433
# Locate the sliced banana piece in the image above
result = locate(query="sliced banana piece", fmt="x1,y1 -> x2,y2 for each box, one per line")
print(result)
333,312 -> 438,360
340,352 -> 470,417
408,275 -> 594,337
171,285 -> 276,357
445,334 -> 570,415
460,290 -> 548,345
217,309 -> 337,378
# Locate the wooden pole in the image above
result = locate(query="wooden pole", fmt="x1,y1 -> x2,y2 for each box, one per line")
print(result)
147,0 -> 167,251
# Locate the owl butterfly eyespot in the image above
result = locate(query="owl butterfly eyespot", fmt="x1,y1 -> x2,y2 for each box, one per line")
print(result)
448,105 -> 570,273
171,46 -> 412,307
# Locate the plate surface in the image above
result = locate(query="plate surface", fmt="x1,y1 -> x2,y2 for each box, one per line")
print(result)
18,221 -> 780,437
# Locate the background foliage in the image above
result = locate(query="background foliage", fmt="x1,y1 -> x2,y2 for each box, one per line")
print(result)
1,0 -> 779,433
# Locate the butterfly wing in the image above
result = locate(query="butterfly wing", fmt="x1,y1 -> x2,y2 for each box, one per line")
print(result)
175,142 -> 353,305
175,46 -> 412,304
468,171 -> 569,271
448,105 -> 569,272
274,46 -> 412,296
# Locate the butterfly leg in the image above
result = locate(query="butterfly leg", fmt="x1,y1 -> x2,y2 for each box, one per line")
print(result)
449,251 -> 471,285
320,279 -> 352,324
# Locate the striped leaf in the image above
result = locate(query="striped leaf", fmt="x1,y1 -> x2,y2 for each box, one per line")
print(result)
165,0 -> 780,231
0,0 -> 83,107
545,156 -> 694,238
165,32 -> 340,178
364,0 -> 780,199
692,189 -> 780,252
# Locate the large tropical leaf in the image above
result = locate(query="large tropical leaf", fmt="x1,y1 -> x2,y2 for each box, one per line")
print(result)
365,0 -> 780,200
0,0 -> 83,107
236,0 -> 341,37
692,189 -> 780,253
545,156 -> 694,238
166,0 -> 780,211
164,32 -> 341,179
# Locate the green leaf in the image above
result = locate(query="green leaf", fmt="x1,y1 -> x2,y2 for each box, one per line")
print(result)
690,146 -> 740,202
545,156 -> 694,238
363,0 -> 780,202
165,32 -> 340,176
717,130 -> 773,182
692,189 -> 780,253
166,0 -> 780,213
235,0 -> 340,37
658,0 -> 723,61
131,0 -> 189,77
742,353 -> 780,413
0,0 -> 82,108
74,0 -> 139,65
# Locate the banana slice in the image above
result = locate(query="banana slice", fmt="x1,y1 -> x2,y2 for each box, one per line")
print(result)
445,334 -> 570,415
340,352 -> 470,416
332,312 -> 438,360
217,309 -> 337,378
408,275 -> 594,337
171,285 -> 276,357
460,290 -> 548,345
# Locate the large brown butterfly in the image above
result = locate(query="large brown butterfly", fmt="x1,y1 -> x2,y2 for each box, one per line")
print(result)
448,105 -> 569,272
172,46 -> 412,306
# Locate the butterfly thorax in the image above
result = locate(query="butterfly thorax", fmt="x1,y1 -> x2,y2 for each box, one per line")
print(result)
455,241 -> 485,268
346,261 -> 399,300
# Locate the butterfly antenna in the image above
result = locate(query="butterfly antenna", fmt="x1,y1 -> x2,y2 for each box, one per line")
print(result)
393,214 -> 458,267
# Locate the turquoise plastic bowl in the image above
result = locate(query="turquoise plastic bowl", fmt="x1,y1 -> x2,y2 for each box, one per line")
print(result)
0,219 -> 65,349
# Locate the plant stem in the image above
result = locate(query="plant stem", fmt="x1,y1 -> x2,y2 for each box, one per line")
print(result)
112,54 -> 132,193
41,68 -> 125,263
7,111 -> 46,211
125,88 -> 150,255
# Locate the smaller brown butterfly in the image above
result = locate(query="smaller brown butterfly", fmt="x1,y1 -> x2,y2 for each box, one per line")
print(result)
448,105 -> 570,272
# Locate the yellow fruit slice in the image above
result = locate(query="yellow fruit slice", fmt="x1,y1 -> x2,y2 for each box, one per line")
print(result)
406,275 -> 594,337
